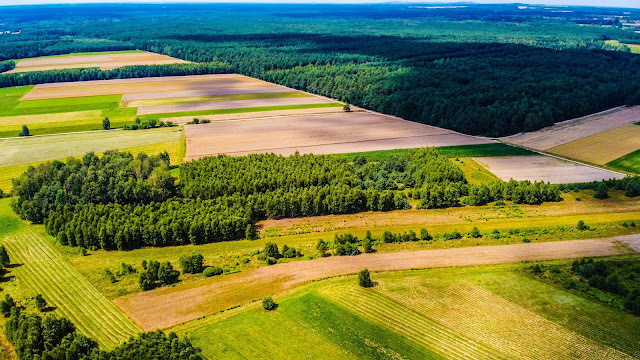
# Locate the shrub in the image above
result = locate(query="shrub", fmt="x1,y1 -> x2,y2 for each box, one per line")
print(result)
282,245 -> 299,258
343,103 -> 351,112
443,230 -> 462,240
0,294 -> 16,317
0,246 -> 10,267
34,294 -> 47,311
203,266 -> 223,277
18,125 -> 30,137
470,226 -> 482,238
358,268 -> 373,288
420,228 -> 432,241
594,182 -> 609,199
264,242 -> 279,258
577,220 -> 587,231
265,257 -> 277,265
102,117 -> 111,130
262,296 -> 276,310
316,239 -> 328,256
179,252 -> 204,274
245,224 -> 259,240
201,119 -> 211,124
158,262 -> 179,285
362,238 -> 374,253
103,269 -> 117,283
522,237 -> 531,243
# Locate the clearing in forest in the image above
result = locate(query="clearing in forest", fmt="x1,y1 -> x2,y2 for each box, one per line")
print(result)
113,235 -> 637,330
473,155 -> 625,183
4,50 -> 188,73
503,106 -> 640,151
0,227 -> 140,348
183,112 -> 492,160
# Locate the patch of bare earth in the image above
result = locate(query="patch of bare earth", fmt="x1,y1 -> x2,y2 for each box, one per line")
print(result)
503,106 -> 640,151
114,235 -> 639,330
473,155 -> 625,183
184,112 -> 492,160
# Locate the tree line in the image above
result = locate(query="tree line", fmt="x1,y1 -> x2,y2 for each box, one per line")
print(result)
0,60 -> 14,73
0,61 -> 231,88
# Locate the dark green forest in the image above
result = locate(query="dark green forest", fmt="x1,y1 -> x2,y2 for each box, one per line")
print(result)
1,4 -> 640,136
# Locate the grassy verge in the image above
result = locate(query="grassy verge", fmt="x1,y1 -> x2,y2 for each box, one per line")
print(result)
452,157 -> 502,184
122,91 -> 311,108
341,143 -> 534,162
607,149 -> 640,174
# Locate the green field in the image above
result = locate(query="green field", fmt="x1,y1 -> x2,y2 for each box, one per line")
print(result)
13,50 -> 144,62
181,262 -> 640,359
605,40 -> 640,54
607,149 -> 640,174
122,91 -> 311,108
0,198 -> 140,348
341,143 -> 535,162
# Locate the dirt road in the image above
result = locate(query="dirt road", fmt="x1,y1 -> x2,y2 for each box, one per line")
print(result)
114,235 -> 639,330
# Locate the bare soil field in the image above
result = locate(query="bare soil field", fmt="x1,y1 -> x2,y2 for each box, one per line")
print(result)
22,74 -> 271,100
473,155 -> 626,183
136,96 -> 335,115
504,106 -> 640,151
5,51 -> 188,73
547,124 -> 640,165
120,85 -> 292,102
184,112 -> 492,160
114,235 -> 639,330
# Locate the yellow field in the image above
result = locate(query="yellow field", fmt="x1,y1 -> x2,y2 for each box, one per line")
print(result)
548,124 -> 640,165
454,157 -> 502,184
0,110 -> 103,126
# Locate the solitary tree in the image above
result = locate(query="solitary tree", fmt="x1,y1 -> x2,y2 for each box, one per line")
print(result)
18,124 -> 30,137
0,245 -> 9,267
34,294 -> 47,311
358,268 -> 373,288
102,117 -> 111,130
577,220 -> 588,231
262,296 -> 276,311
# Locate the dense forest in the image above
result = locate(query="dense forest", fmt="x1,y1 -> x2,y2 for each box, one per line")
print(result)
9,149 -> 569,250
0,62 -> 231,88
2,4 -> 640,136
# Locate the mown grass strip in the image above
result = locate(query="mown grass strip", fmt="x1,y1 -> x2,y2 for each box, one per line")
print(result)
0,229 -> 140,348
340,143 -> 535,162
122,91 -> 310,108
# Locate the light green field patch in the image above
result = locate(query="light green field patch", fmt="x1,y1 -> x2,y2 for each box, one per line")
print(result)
188,291 -> 443,360
122,91 -> 311,108
15,94 -> 122,109
0,126 -> 181,167
607,149 -> 640,174
606,40 -> 640,54
16,50 -> 144,61
0,86 -> 34,107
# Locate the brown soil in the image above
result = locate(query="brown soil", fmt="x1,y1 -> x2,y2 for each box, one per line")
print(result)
114,235 -> 639,331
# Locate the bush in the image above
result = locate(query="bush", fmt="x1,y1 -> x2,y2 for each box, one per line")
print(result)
18,124 -> 30,137
358,268 -> 373,288
266,257 -> 277,265
594,182 -> 609,199
316,239 -> 328,256
470,226 -> 481,238
34,294 -> 47,311
102,117 -> 110,130
262,296 -> 276,310
179,252 -> 204,274
264,242 -> 279,258
420,228 -> 432,241
281,245 -> 300,258
577,220 -> 587,231
362,238 -> 374,253
203,266 -> 223,277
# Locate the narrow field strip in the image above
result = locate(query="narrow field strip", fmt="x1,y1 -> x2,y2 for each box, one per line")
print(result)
1,229 -> 139,348
320,284 -> 504,360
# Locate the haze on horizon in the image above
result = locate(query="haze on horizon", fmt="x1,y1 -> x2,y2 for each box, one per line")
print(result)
0,0 -> 638,9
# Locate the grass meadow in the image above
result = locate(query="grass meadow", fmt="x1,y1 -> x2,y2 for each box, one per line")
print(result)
180,261 -> 640,359
608,149 -> 640,174
340,143 -> 535,162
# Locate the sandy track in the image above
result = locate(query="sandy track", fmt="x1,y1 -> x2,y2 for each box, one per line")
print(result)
120,85 -> 291,102
6,52 -> 188,73
114,235 -> 639,331
474,155 -> 626,183
547,125 -> 640,165
504,106 -> 640,151
136,96 -> 335,115
22,74 -> 271,100
184,112 -> 491,160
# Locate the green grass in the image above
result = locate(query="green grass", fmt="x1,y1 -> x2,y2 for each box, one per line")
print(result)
605,40 -> 640,54
122,91 -> 311,108
607,149 -> 640,174
189,291 -> 443,360
14,50 -> 144,61
0,198 -> 140,348
137,102 -> 343,121
341,143 -> 534,162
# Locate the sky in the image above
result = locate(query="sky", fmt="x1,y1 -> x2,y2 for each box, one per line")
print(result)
0,0 -> 638,8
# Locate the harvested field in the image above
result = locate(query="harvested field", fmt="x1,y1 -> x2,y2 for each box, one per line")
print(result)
184,112 -> 492,160
0,127 -> 181,167
504,106 -> 640,151
22,74 -> 270,100
473,155 -> 625,183
136,96 -> 334,115
5,51 -> 188,73
114,235 -> 638,330
120,85 -> 292,102
547,124 -> 640,165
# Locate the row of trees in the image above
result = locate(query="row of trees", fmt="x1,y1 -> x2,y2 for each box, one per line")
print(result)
4,303 -> 203,359
12,151 -> 175,223
0,60 -> 14,73
0,61 -> 231,88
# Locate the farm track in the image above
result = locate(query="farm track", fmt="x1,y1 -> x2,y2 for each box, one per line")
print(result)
1,230 -> 139,348
320,284 -> 505,360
